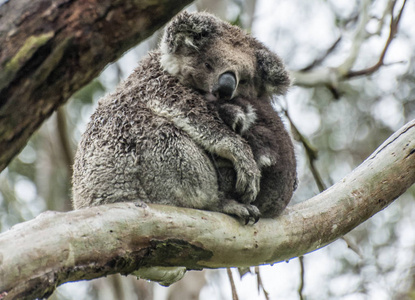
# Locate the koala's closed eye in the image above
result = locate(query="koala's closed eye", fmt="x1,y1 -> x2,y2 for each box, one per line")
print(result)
205,62 -> 213,71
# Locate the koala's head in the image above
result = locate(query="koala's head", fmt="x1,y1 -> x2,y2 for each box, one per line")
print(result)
160,11 -> 291,100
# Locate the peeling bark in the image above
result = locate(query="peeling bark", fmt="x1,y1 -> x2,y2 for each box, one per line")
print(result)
0,0 -> 193,171
0,120 -> 414,300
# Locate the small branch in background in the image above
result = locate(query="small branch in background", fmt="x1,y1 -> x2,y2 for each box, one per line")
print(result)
300,36 -> 342,72
282,106 -> 324,300
283,109 -> 327,192
373,0 -> 395,35
298,256 -> 305,300
346,0 -> 407,78
56,106 -> 74,211
227,268 -> 239,300
56,107 -> 73,172
285,103 -> 365,259
338,0 -> 372,74
291,0 -> 407,88
288,111 -> 365,259
254,266 -> 270,300
342,236 -> 363,259
284,101 -> 368,296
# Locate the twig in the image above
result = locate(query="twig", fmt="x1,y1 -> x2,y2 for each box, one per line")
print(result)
298,256 -> 305,300
347,0 -> 407,78
342,236 -> 363,259
285,104 -> 365,269
286,106 -> 365,258
227,268 -> 239,300
373,0 -> 395,35
56,107 -> 73,171
300,36 -> 342,72
56,106 -> 74,211
254,266 -> 270,300
338,0 -> 372,74
283,109 -> 327,192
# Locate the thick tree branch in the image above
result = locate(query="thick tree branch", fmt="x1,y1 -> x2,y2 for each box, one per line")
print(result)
1,120 -> 414,300
0,0 -> 193,172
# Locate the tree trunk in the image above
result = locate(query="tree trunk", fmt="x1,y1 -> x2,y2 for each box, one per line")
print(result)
1,120 -> 414,300
0,0 -> 193,171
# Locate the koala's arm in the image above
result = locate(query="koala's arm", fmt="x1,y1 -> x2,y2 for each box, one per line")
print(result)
179,113 -> 260,204
149,99 -> 260,204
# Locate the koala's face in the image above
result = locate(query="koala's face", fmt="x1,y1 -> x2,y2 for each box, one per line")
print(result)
160,11 -> 291,100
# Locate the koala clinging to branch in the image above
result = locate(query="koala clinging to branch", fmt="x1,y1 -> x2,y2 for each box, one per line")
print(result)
72,11 -> 296,222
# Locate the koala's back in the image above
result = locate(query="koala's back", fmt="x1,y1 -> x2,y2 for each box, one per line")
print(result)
215,96 -> 297,217
249,99 -> 297,217
72,52 -> 221,210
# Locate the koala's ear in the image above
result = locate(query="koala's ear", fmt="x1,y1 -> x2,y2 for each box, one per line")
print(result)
162,11 -> 220,54
255,48 -> 291,96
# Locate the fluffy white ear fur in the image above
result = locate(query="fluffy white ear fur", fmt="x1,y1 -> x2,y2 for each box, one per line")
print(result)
160,42 -> 181,76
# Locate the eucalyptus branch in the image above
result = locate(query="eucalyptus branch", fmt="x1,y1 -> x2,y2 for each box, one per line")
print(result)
1,120 -> 414,300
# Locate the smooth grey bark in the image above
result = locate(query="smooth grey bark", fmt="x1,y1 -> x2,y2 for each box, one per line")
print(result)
1,120 -> 414,300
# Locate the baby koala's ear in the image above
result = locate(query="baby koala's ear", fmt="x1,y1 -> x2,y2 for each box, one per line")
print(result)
162,11 -> 220,54
255,48 -> 291,96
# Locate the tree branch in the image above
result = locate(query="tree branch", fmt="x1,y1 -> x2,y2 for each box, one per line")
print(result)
346,0 -> 407,78
1,120 -> 414,300
0,0 -> 193,172
291,0 -> 407,87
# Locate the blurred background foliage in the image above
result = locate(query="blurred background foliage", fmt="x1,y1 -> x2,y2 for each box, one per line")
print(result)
1,0 -> 415,299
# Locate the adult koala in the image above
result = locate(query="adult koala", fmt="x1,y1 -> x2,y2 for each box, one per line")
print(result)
72,11 -> 295,222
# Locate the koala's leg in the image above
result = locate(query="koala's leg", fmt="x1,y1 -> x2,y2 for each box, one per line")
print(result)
253,168 -> 296,218
136,124 -> 223,211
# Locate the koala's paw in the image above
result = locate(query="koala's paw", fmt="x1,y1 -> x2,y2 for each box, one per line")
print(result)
235,162 -> 261,204
218,104 -> 257,135
222,199 -> 261,224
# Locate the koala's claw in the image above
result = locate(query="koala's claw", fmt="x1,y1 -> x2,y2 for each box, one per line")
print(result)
244,204 -> 261,224
222,199 -> 261,225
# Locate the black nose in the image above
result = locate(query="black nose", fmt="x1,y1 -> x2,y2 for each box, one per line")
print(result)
214,72 -> 236,99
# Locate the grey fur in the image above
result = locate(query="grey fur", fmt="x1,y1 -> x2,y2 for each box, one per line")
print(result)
72,11 -> 295,221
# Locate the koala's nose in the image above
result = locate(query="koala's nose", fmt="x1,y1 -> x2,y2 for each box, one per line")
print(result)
214,72 -> 236,100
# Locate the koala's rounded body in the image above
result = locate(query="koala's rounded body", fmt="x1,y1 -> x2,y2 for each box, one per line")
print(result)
73,52 -> 259,215
73,11 -> 296,221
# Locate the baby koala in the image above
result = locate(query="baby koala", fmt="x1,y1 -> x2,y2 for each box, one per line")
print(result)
213,96 -> 297,218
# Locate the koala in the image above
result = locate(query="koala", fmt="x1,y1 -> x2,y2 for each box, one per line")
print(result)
72,11 -> 295,222
212,96 -> 297,217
